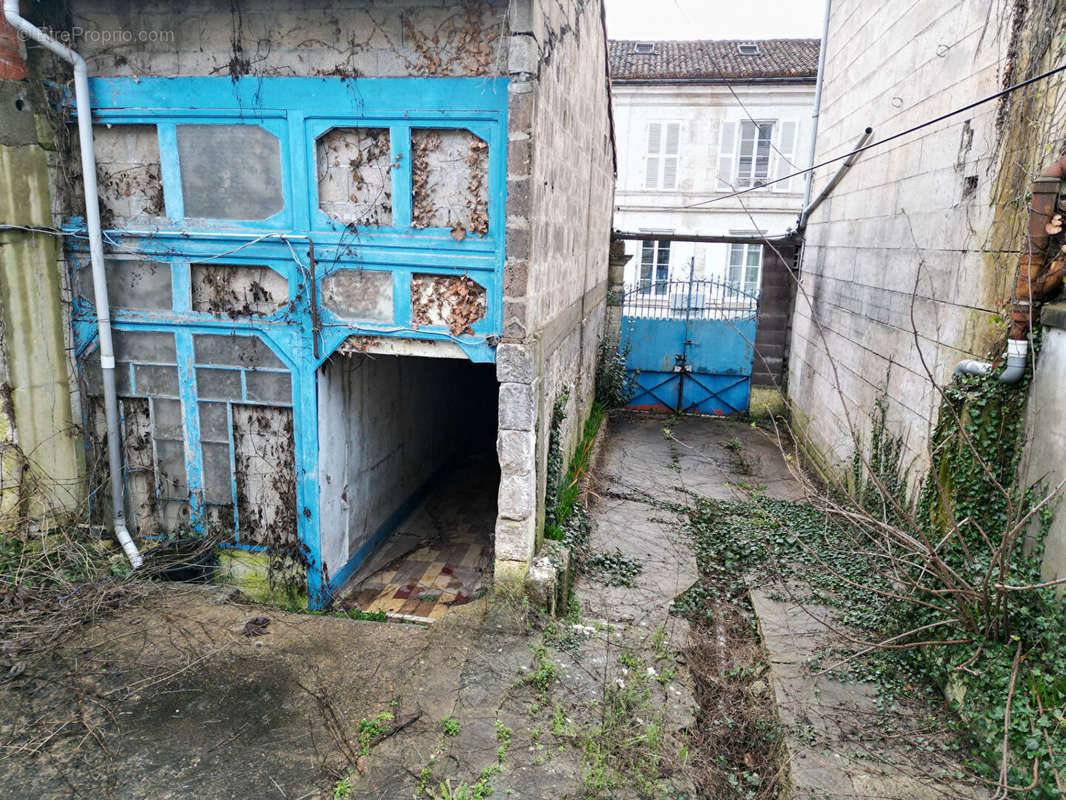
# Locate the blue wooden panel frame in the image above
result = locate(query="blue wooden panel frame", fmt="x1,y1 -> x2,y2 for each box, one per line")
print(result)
65,73 -> 509,609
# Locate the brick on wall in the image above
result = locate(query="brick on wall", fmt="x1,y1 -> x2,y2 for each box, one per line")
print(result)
0,18 -> 26,81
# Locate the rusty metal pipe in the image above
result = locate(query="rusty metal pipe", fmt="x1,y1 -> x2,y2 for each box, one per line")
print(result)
955,155 -> 1066,384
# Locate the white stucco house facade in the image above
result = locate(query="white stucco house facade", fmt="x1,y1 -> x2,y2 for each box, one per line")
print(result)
609,39 -> 819,294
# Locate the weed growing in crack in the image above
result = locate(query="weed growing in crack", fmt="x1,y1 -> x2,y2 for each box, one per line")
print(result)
721,437 -> 754,475
651,624 -> 669,657
355,712 -> 394,756
495,720 -> 513,761
574,652 -> 677,799
430,777 -> 492,800
545,401 -> 604,544
523,645 -> 558,692
332,776 -> 353,799
421,718 -> 512,799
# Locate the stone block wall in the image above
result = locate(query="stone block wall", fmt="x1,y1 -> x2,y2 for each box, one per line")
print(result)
494,0 -> 614,578
64,0 -> 508,79
788,0 -> 1066,479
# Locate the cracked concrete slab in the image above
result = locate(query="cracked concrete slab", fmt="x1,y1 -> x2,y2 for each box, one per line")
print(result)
751,585 -> 989,799
0,409 -> 981,800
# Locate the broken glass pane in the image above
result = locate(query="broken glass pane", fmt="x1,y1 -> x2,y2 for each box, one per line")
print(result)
191,264 -> 288,317
120,398 -> 159,536
93,124 -> 165,226
411,129 -> 488,237
410,274 -> 486,336
232,405 -> 297,549
316,127 -> 392,226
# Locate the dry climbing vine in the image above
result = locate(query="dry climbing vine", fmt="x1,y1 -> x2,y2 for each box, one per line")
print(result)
409,275 -> 486,336
397,2 -> 502,77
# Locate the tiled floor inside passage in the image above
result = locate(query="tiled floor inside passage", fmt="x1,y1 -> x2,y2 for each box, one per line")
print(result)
338,451 -> 496,623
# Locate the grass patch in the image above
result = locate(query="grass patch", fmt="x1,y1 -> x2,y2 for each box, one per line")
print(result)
545,401 -> 604,543
523,644 -> 558,692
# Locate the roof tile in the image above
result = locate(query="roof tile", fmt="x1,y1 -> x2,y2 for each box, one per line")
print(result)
609,39 -> 820,81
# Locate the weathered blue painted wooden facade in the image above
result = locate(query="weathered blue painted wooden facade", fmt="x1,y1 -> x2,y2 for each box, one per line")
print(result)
64,76 -> 509,606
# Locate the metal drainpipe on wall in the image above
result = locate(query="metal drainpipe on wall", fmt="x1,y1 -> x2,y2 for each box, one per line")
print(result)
801,0 -> 832,218
3,1 -> 142,568
955,156 -> 1066,385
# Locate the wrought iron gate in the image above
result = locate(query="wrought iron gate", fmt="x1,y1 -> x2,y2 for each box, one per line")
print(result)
620,276 -> 759,415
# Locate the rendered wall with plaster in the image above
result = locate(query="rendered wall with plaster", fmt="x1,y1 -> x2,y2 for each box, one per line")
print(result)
612,81 -> 815,284
316,353 -> 496,582
67,1 -> 508,79
1023,313 -> 1066,587
0,78 -> 82,522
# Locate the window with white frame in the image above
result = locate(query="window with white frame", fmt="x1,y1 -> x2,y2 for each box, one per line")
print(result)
717,119 -> 799,191
639,239 -> 671,294
644,122 -> 680,190
727,243 -> 762,295
737,121 -> 773,189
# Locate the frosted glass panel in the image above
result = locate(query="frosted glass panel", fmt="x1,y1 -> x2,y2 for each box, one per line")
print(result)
177,125 -> 283,220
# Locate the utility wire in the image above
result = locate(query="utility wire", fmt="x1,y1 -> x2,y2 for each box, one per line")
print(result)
685,61 -> 1066,209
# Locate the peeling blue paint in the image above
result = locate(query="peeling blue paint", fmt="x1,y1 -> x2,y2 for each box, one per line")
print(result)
620,278 -> 758,416
65,76 -> 509,608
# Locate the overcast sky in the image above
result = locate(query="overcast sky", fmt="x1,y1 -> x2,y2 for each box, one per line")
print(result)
604,0 -> 827,40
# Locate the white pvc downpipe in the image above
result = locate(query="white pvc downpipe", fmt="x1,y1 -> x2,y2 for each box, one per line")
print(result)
4,0 -> 142,568
801,0 -> 832,214
954,339 -> 1029,384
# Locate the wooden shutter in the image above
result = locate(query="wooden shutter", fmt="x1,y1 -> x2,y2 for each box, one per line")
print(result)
662,123 -> 680,189
717,121 -> 737,190
774,121 -> 798,192
645,123 -> 662,189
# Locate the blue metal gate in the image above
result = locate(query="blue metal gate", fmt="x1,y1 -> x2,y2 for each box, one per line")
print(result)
620,276 -> 758,415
